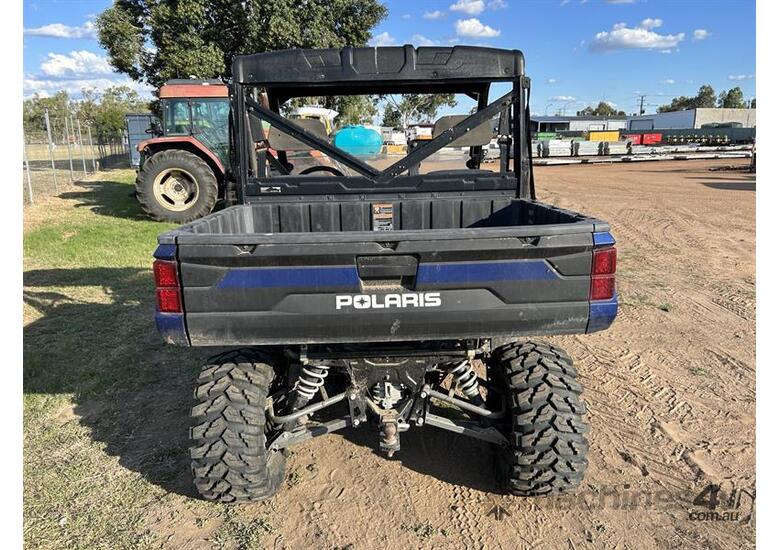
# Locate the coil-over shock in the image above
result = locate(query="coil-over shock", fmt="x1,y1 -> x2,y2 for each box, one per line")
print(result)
283,363 -> 331,428
447,360 -> 485,407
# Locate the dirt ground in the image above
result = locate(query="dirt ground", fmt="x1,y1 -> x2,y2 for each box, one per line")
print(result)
25,159 -> 756,549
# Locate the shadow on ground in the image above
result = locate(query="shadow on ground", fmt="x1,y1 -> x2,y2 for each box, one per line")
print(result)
700,181 -> 756,191
339,421 -> 502,494
24,267 -> 205,499
24,266 -> 505,499
59,180 -> 148,221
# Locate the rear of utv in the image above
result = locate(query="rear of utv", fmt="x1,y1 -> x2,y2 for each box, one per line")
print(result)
152,45 -> 618,502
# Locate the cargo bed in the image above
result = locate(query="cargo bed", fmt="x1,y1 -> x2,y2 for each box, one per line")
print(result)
155,197 -> 617,346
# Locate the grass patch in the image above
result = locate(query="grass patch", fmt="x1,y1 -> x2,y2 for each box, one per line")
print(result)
403,521 -> 446,539
24,170 -> 212,549
209,507 -> 274,550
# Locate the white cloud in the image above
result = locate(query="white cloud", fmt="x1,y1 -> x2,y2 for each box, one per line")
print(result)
411,34 -> 439,46
455,18 -> 501,38
488,0 -> 508,9
640,18 -> 663,30
561,0 -> 571,5
605,0 -> 637,3
728,74 -> 755,81
550,95 -> 576,101
547,78 -> 557,84
424,10 -> 446,20
662,78 -> 675,84
40,50 -> 113,78
369,32 -> 396,47
589,20 -> 685,52
450,0 -> 485,16
402,13 -> 411,20
23,75 -> 153,99
693,29 -> 710,40
24,21 -> 96,39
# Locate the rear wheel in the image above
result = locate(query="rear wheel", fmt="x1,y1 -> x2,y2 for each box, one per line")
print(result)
136,149 -> 218,222
491,341 -> 589,496
190,349 -> 287,502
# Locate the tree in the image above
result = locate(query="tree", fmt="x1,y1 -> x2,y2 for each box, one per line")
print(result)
381,94 -> 458,128
335,95 -> 378,126
576,101 -> 626,117
658,84 -> 717,112
88,86 -> 149,141
23,91 -> 71,134
381,103 -> 403,128
718,86 -> 746,108
96,0 -> 388,88
283,95 -> 378,127
24,86 -> 149,146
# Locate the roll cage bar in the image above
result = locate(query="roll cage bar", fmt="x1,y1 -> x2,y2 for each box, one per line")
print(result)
229,45 -> 535,201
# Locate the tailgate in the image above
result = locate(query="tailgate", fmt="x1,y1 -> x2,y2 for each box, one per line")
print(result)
163,225 -> 611,346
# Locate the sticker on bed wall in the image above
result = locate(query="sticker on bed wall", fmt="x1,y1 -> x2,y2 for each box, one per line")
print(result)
372,203 -> 394,231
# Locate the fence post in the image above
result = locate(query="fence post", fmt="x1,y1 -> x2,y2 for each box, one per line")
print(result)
44,109 -> 58,193
76,118 -> 88,178
23,139 -> 33,205
87,124 -> 97,172
64,115 -> 75,182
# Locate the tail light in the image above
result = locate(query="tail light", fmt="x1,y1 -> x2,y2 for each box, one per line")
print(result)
590,246 -> 616,301
154,259 -> 182,313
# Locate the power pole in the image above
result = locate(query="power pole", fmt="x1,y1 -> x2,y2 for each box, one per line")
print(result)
638,95 -> 647,115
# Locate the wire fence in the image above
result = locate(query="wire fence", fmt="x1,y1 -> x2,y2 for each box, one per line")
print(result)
22,109 -> 131,205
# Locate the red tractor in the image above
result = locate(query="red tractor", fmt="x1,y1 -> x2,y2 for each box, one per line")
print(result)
135,80 -> 230,222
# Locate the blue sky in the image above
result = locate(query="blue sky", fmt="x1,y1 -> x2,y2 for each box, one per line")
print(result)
23,0 -> 756,115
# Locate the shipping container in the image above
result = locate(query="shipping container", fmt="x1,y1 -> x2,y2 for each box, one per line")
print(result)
588,130 -> 620,142
624,134 -> 642,145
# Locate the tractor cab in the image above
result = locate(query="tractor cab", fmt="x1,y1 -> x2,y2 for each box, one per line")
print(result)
157,79 -> 231,165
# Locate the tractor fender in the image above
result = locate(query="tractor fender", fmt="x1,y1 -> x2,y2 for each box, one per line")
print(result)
138,136 -> 225,179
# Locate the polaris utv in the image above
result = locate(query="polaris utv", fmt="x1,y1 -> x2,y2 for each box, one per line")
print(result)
152,45 -> 618,502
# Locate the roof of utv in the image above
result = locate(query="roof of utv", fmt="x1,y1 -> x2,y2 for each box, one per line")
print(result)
231,45 -> 525,97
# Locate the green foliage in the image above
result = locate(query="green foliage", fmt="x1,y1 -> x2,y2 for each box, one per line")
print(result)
23,86 -> 149,143
381,103 -> 403,128
334,95 -> 379,126
381,94 -> 458,127
576,101 -> 626,117
23,91 -> 70,133
658,85 -> 718,112
83,86 -> 149,141
718,86 -> 747,108
96,0 -> 388,87
284,95 -> 378,127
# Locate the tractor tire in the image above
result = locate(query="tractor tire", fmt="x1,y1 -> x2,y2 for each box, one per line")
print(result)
190,349 -> 287,502
136,149 -> 218,223
491,341 -> 589,496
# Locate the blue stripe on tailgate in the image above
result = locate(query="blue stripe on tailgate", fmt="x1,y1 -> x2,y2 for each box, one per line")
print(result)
216,266 -> 360,289
417,260 -> 557,284
215,260 -> 557,289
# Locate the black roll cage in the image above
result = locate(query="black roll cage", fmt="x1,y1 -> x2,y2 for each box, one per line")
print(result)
228,45 -> 535,202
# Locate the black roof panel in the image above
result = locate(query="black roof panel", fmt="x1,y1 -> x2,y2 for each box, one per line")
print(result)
232,45 -> 524,92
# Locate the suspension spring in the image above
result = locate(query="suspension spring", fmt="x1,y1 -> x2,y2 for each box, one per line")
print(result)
449,360 -> 481,400
294,364 -> 330,402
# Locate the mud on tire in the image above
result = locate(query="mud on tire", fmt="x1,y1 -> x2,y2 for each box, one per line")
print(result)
190,349 -> 287,502
491,341 -> 589,496
136,149 -> 218,223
